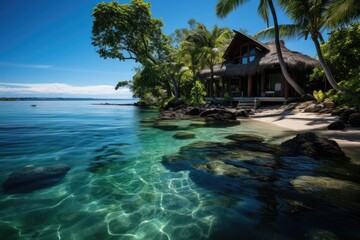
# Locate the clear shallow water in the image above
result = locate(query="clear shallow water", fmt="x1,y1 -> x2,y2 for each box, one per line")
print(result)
0,100 -> 359,240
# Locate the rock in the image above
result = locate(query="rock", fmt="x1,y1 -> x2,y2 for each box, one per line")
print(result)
186,107 -> 201,116
153,123 -> 179,131
173,132 -> 195,139
199,108 -> 236,118
296,101 -> 314,110
322,100 -> 335,110
225,134 -> 264,143
235,109 -> 249,117
349,113 -> 360,127
339,108 -> 356,122
206,113 -> 236,121
194,160 -> 248,178
304,103 -> 323,113
3,164 -> 71,194
327,121 -> 345,130
281,133 -> 346,160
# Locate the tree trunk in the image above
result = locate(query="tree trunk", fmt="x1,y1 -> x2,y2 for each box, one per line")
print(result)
169,76 -> 179,99
210,66 -> 214,97
268,0 -> 306,97
192,69 -> 200,106
312,36 -> 340,91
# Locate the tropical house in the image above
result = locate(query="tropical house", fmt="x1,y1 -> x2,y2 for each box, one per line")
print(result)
198,30 -> 318,104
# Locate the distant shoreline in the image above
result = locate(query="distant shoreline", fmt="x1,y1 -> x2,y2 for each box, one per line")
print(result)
0,97 -> 136,101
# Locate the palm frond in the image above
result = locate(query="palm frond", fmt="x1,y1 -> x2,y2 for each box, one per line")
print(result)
216,0 -> 249,18
258,0 -> 269,27
254,24 -> 303,40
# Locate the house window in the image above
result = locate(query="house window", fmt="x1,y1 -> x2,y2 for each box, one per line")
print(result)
268,73 -> 282,91
240,46 -> 257,64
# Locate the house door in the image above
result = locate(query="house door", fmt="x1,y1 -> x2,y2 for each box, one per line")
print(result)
240,77 -> 248,97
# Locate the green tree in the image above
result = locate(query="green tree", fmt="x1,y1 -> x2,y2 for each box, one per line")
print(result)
186,24 -> 232,97
310,23 -> 360,106
216,0 -> 306,97
92,0 -> 170,65
92,0 -> 182,102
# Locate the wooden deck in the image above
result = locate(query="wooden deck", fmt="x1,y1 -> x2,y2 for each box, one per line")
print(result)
205,97 -> 301,108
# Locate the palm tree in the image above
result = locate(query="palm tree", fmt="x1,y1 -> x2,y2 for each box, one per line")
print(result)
216,0 -> 306,97
187,24 -> 232,97
326,0 -> 360,28
177,39 -> 202,105
254,0 -> 359,91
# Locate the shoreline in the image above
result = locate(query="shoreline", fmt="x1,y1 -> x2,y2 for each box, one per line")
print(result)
251,107 -> 360,150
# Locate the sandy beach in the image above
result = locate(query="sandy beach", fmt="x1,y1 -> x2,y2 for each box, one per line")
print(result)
251,106 -> 360,152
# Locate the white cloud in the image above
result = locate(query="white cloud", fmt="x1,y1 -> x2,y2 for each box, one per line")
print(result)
0,61 -> 124,75
0,82 -> 132,99
0,62 -> 52,69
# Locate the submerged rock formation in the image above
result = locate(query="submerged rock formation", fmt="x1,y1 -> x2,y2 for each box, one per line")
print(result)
173,132 -> 196,139
3,164 -> 71,194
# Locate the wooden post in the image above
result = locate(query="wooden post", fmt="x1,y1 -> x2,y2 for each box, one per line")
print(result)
285,81 -> 289,99
238,77 -> 242,97
248,75 -> 253,97
260,71 -> 265,97
222,78 -> 225,97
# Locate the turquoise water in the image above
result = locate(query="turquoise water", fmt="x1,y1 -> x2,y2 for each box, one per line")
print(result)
0,100 -> 359,240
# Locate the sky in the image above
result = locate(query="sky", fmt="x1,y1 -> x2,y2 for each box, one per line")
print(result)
0,0 -> 320,99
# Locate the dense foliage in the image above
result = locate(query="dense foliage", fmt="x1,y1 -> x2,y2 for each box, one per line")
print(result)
92,1 -> 232,107
310,23 -> 360,106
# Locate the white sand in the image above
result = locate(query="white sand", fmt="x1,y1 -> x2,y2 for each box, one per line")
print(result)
251,107 -> 360,149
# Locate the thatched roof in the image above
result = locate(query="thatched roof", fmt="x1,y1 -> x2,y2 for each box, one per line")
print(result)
198,40 -> 318,79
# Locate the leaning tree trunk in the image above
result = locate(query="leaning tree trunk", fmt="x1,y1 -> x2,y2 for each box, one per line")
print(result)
169,76 -> 179,99
192,69 -> 200,106
312,36 -> 340,91
210,67 -> 214,97
268,0 -> 306,98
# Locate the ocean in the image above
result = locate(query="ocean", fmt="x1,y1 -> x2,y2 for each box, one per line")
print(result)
0,100 -> 359,239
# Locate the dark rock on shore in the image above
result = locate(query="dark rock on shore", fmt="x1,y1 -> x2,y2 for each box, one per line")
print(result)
349,113 -> 360,127
186,107 -> 201,116
173,132 -> 196,139
281,133 -> 346,160
327,121 -> 345,130
3,164 -> 71,194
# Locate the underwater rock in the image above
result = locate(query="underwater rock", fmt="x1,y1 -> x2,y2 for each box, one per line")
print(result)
281,133 -> 346,160
3,164 -> 70,194
173,132 -> 195,139
225,134 -> 264,143
290,176 -> 360,201
194,160 -> 248,177
153,123 -> 179,131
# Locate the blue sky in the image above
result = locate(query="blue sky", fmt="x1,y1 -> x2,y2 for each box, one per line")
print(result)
0,0 -> 319,99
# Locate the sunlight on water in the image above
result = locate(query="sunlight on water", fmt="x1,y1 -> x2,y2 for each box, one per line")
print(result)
0,100 -> 359,240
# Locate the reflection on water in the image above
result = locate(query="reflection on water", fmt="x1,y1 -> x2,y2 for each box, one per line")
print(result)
0,101 -> 359,240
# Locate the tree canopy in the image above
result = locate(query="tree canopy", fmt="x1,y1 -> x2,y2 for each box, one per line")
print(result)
92,0 -> 170,65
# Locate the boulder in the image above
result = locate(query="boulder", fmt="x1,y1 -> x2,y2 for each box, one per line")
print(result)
173,132 -> 196,139
339,108 -> 356,122
186,107 -> 201,116
349,113 -> 360,127
225,134 -> 264,143
322,100 -> 335,110
3,164 -> 71,194
235,110 -> 249,117
194,160 -> 248,178
304,104 -> 323,113
327,121 -> 346,130
281,133 -> 346,160
199,108 -> 236,118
